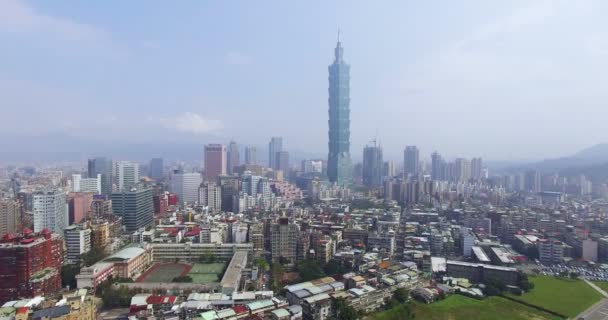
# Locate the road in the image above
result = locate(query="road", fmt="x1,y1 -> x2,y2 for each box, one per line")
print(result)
574,280 -> 608,320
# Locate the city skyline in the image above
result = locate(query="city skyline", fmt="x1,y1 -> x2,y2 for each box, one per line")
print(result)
3,1 -> 608,161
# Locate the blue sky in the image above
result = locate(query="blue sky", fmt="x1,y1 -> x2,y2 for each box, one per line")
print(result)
2,0 -> 608,162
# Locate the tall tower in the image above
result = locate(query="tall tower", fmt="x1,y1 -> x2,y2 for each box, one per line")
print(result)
327,35 -> 352,185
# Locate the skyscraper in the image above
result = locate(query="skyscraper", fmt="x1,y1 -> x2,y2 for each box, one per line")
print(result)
275,151 -> 290,174
114,161 -> 140,191
471,157 -> 483,181
88,157 -> 113,195
227,140 -> 240,175
204,144 -> 227,181
244,146 -> 257,165
33,189 -> 68,235
268,137 -> 283,170
454,158 -> 471,182
149,158 -> 164,181
431,151 -> 445,181
404,146 -> 420,177
327,37 -> 352,185
362,143 -> 383,187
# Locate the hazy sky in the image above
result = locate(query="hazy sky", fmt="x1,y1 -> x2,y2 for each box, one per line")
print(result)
2,0 -> 608,162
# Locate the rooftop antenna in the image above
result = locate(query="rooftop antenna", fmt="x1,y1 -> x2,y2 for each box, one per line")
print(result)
337,28 -> 340,43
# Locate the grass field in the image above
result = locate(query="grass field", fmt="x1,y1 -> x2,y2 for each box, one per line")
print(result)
593,280 -> 608,293
372,295 -> 560,320
137,263 -> 190,283
187,263 -> 225,284
506,275 -> 602,317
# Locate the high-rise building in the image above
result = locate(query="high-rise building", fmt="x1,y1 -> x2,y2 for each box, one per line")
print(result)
218,176 -> 240,212
204,144 -> 227,181
268,137 -> 283,170
327,38 -> 352,185
0,199 -> 19,236
170,170 -> 202,204
244,146 -> 257,165
471,157 -> 483,181
227,140 -> 240,175
114,161 -> 140,191
384,161 -> 396,178
362,143 -> 383,187
431,151 -> 445,181
302,159 -> 324,174
271,217 -> 298,268
72,174 -> 101,194
404,146 -> 420,177
275,151 -> 290,175
454,158 -> 471,183
88,157 -> 113,195
33,189 -> 68,235
111,185 -> 154,232
149,158 -> 164,181
64,225 -> 91,265
68,192 -> 93,224
199,183 -> 222,213
0,230 -> 63,303
525,170 -> 541,193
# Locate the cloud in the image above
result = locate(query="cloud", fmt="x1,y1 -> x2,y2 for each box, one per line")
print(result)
225,51 -> 253,65
0,0 -> 126,57
158,112 -> 223,134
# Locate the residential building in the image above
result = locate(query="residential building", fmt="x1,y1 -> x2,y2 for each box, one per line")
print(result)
404,146 -> 419,177
199,183 -> 222,212
271,217 -> 298,268
33,189 -> 68,235
269,137 -> 283,170
0,199 -> 19,236
538,238 -> 564,265
72,174 -> 101,194
170,171 -> 202,204
245,146 -> 257,165
275,151 -> 290,175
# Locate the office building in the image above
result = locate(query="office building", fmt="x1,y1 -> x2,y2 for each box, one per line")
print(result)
383,161 -> 395,178
461,228 -> 476,257
111,186 -> 154,232
227,140 -> 240,175
68,192 -> 93,224
403,146 -> 419,177
218,175 -> 240,212
64,225 -> 91,265
525,170 -> 541,193
538,238 -> 564,265
72,174 -> 101,194
33,189 -> 68,235
269,137 -> 283,170
170,170 -> 202,204
199,183 -> 222,212
204,144 -> 227,181
431,152 -> 445,181
87,157 -> 113,195
0,199 -> 19,236
326,39 -> 352,185
271,217 -> 298,267
245,146 -> 257,165
149,158 -> 164,181
0,230 -> 63,303
114,161 -> 140,191
362,143 -> 383,187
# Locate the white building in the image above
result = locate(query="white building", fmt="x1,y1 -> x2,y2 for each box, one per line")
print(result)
199,183 -> 222,212
64,225 -> 92,264
583,239 -> 598,262
461,228 -> 476,257
114,161 -> 140,191
72,174 -> 101,193
171,171 -> 202,204
232,223 -> 248,244
33,189 -> 68,235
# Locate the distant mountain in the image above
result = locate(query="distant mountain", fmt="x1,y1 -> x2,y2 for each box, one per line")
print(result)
515,144 -> 608,173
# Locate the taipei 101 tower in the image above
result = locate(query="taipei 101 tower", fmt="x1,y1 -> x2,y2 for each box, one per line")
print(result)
327,33 -> 352,185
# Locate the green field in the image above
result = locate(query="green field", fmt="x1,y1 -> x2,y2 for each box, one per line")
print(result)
139,263 -> 188,283
187,263 -> 225,283
507,275 -> 602,317
372,295 -> 560,320
593,280 -> 608,293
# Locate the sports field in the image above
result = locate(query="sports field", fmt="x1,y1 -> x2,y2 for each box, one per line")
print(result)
373,295 -> 560,320
506,275 -> 602,318
187,263 -> 225,283
136,263 -> 191,283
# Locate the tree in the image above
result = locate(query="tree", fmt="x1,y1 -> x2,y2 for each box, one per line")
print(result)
271,262 -> 285,293
484,278 -> 506,296
570,272 -> 579,279
324,259 -> 349,276
297,259 -> 327,282
519,273 -> 534,292
61,264 -> 80,289
334,298 -> 358,320
80,248 -> 107,267
255,258 -> 270,272
393,288 -> 410,303
172,276 -> 193,283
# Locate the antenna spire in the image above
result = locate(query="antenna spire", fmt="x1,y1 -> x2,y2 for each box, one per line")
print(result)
337,28 -> 340,43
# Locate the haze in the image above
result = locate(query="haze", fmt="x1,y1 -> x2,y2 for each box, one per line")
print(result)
1,0 -> 607,162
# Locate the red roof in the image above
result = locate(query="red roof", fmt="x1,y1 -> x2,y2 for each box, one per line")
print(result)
146,296 -> 177,305
22,228 -> 33,234
233,305 -> 248,314
2,233 -> 15,241
16,307 -> 29,315
40,228 -> 51,234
